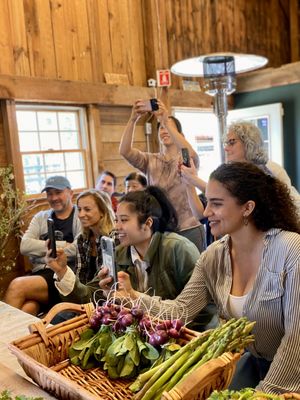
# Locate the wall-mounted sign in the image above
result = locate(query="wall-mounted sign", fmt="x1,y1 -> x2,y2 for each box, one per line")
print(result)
104,73 -> 129,85
182,79 -> 201,92
156,69 -> 171,87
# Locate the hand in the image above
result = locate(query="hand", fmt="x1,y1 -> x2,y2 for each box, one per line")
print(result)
130,99 -> 149,122
117,271 -> 139,300
98,269 -> 139,301
45,247 -> 68,279
180,158 -> 198,185
154,100 -> 168,126
98,266 -> 114,290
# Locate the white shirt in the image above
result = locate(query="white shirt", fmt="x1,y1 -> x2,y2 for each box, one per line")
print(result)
130,246 -> 149,292
228,293 -> 248,319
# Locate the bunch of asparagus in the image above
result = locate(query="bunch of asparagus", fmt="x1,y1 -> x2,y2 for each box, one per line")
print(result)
130,317 -> 255,400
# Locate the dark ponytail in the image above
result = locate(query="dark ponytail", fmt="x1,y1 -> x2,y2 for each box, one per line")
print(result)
119,185 -> 178,233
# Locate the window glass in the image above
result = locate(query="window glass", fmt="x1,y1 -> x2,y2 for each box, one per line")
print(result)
58,112 -> 77,130
37,112 -> 58,131
19,131 -> 40,151
40,131 -> 60,150
65,152 -> 84,170
16,111 -> 37,131
16,106 -> 89,194
60,131 -> 79,149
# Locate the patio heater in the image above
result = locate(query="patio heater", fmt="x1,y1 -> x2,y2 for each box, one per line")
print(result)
171,53 -> 268,160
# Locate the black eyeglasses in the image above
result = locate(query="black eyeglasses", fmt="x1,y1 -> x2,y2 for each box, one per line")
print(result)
223,138 -> 238,148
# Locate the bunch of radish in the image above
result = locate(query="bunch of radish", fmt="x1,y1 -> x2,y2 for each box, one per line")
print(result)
89,301 -> 185,349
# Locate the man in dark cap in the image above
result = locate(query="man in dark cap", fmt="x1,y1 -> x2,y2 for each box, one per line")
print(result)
4,176 -> 81,315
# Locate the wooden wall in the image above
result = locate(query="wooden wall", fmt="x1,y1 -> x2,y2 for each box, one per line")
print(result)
0,0 -> 297,297
0,0 -> 294,89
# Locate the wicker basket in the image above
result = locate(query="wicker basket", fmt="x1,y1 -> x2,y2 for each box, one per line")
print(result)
161,352 -> 241,400
9,302 -> 241,400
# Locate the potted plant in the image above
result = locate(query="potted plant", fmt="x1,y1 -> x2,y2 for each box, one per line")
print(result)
0,166 -> 34,298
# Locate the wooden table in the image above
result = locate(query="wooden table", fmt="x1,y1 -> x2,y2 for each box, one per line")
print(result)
0,301 -> 56,399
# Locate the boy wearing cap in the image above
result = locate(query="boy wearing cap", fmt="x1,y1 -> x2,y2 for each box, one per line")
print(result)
4,176 -> 81,316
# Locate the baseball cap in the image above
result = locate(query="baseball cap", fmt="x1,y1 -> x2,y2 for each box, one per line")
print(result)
41,176 -> 71,192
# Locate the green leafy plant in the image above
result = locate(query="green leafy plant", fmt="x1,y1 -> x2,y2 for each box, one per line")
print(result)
0,390 -> 43,400
0,166 -> 34,273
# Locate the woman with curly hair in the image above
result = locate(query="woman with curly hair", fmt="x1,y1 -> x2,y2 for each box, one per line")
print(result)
111,162 -> 300,394
181,121 -> 300,216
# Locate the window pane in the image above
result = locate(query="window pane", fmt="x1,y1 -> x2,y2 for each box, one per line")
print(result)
16,111 -> 37,131
24,174 -> 46,194
44,153 -> 65,172
58,113 -> 77,130
65,152 -> 83,170
67,171 -> 86,189
38,112 -> 58,131
16,107 -> 89,195
60,131 -> 79,149
40,131 -> 60,150
22,154 -> 45,175
19,131 -> 40,151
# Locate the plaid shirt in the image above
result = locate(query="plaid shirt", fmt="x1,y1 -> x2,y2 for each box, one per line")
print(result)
75,234 -> 103,284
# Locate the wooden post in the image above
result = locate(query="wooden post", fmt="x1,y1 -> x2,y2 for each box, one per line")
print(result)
86,105 -> 104,186
1,100 -> 24,192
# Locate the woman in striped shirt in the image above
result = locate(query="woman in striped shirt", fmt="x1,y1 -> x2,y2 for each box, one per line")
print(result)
113,162 -> 300,394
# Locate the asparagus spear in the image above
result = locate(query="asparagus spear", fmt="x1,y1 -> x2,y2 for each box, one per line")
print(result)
131,331 -> 210,397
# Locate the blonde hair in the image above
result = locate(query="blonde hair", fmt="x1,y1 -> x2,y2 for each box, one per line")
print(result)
76,189 -> 115,237
227,121 -> 268,165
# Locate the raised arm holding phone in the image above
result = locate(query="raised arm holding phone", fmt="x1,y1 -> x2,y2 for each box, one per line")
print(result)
119,99 -> 205,252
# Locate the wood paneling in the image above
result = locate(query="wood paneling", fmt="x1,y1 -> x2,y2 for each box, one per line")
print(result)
0,0 -> 295,88
24,0 -> 57,78
290,0 -> 300,62
0,74 -> 214,109
143,0 -> 291,87
236,61 -> 300,93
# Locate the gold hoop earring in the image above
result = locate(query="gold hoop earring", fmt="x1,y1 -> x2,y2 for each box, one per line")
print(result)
243,216 -> 249,226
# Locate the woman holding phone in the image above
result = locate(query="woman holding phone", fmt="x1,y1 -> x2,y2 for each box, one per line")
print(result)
119,99 -> 205,252
47,189 -> 115,290
47,187 -> 214,330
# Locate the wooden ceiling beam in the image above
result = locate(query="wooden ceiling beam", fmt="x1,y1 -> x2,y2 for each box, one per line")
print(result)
236,61 -> 300,93
0,74 -> 213,109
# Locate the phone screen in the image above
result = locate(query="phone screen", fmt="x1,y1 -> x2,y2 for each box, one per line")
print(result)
181,148 -> 191,167
144,98 -> 159,112
101,236 -> 117,284
47,218 -> 57,258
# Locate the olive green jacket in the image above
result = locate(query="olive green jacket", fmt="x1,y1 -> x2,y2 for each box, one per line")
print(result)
60,231 -> 200,304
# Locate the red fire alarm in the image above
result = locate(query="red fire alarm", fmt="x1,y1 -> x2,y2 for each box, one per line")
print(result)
156,69 -> 171,87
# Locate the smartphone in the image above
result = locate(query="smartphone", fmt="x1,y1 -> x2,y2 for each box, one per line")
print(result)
144,98 -> 159,112
101,236 -> 118,284
181,148 -> 191,167
47,218 -> 57,258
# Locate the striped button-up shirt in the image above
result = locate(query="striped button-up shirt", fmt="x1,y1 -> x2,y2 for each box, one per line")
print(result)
139,228 -> 300,394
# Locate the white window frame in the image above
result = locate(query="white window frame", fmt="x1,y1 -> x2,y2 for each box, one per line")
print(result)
15,103 -> 93,197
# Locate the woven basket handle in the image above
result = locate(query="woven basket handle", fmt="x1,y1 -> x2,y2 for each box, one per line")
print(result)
28,302 -> 94,345
42,302 -> 94,326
